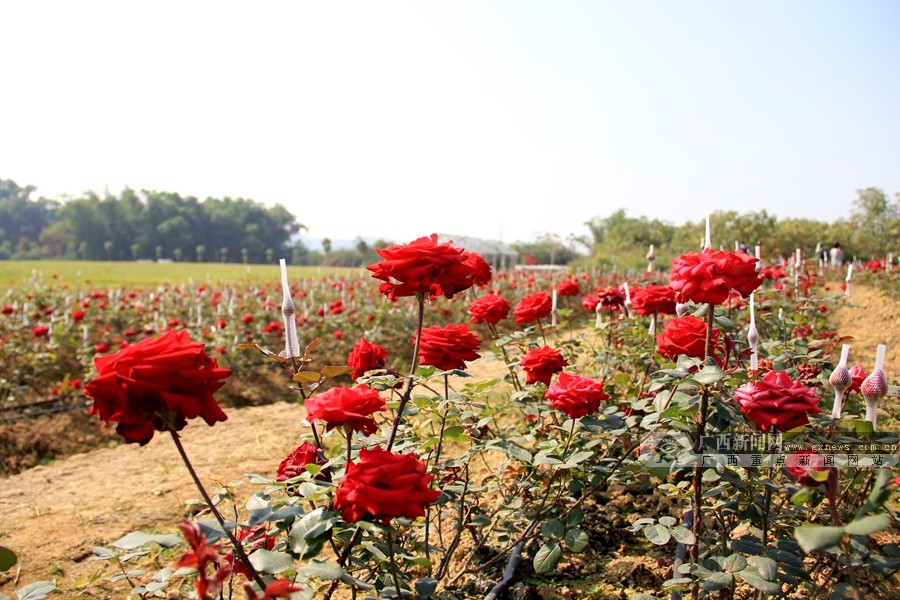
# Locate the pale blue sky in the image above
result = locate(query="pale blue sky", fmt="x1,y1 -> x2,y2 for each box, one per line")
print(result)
2,1 -> 898,243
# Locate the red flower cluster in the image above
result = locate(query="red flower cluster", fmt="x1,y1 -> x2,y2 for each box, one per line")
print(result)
305,385 -> 386,436
347,337 -> 388,380
513,291 -> 552,324
670,248 -> 762,305
468,294 -> 511,325
85,330 -> 231,445
415,324 -> 481,371
556,280 -> 581,297
366,234 -> 490,300
519,346 -> 568,386
655,316 -> 724,362
630,285 -> 677,316
735,370 -> 822,432
545,372 -> 609,419
333,447 -> 441,523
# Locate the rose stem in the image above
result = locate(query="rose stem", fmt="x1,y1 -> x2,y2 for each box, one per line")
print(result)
690,304 -> 716,580
387,293 -> 426,451
488,322 -> 522,392
537,318 -> 548,346
345,426 -> 353,468
386,531 -> 404,597
169,430 -> 268,591
322,527 -> 363,600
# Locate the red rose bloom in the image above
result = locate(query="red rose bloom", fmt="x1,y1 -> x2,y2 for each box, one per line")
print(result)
513,291 -> 553,324
848,365 -> 867,393
1,305 -> 14,315
464,252 -> 493,286
631,285 -> 677,316
305,385 -> 387,436
366,234 -> 479,300
333,447 -> 441,523
468,294 -> 510,325
670,248 -> 762,305
276,442 -> 328,481
786,449 -> 832,487
84,330 -> 231,445
520,346 -> 568,386
71,309 -> 86,322
347,337 -> 389,380
545,372 -> 609,419
556,280 -> 580,297
581,294 -> 600,312
32,326 -> 50,337
596,286 -> 626,311
735,370 -> 822,432
655,316 -> 723,362
415,324 -> 481,371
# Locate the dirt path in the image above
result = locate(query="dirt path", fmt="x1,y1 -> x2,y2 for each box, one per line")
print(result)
1,286 -> 898,597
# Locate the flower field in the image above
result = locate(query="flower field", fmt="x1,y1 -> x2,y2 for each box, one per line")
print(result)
1,237 -> 899,600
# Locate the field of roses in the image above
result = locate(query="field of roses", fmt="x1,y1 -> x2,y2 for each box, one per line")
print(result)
1,234 -> 899,600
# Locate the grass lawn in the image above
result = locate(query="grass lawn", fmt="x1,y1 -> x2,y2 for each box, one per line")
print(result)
0,260 -> 359,289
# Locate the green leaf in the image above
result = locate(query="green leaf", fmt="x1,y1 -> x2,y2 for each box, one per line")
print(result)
844,514 -> 891,536
701,572 -> 733,591
248,549 -> 294,574
541,520 -> 565,539
644,524 -> 671,545
415,577 -> 438,598
795,525 -> 845,553
754,556 -> 778,580
564,528 -> 589,552
298,559 -> 342,580
670,526 -> 696,545
693,365 -> 726,385
721,554 -> 747,573
506,445 -> 533,464
658,516 -> 677,527
15,582 -> 56,600
740,570 -> 782,594
111,531 -> 180,550
290,508 -> 336,558
0,547 -> 17,572
533,542 -> 562,575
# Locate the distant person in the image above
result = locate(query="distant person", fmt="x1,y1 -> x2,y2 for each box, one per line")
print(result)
830,243 -> 844,267
738,242 -> 749,254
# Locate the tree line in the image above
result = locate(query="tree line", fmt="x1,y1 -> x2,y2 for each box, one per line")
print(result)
1,178 -> 897,268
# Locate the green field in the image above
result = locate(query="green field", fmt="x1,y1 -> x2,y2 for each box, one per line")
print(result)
0,260 -> 360,289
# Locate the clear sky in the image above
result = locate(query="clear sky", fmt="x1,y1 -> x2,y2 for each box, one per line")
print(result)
2,1 -> 899,244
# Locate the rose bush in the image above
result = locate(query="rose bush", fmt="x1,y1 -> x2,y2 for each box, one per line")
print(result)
84,329 -> 231,445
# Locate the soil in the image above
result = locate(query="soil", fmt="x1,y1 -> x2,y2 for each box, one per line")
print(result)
1,285 -> 899,598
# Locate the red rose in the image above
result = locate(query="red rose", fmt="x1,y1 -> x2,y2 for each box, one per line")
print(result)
333,447 -> 441,523
241,314 -> 254,324
670,248 -> 762,305
415,324 -> 481,371
786,449 -> 832,487
85,330 -> 231,445
1,305 -> 14,315
595,286 -> 626,311
347,337 -> 389,380
468,294 -> 510,325
848,365 -> 867,393
520,346 -> 568,386
761,266 -> 786,280
655,316 -> 723,362
305,385 -> 386,436
631,285 -> 677,316
366,234 -> 480,300
276,442 -> 328,482
513,291 -> 553,324
556,280 -> 580,297
32,326 -> 49,337
545,372 -> 609,419
735,370 -> 822,432
71,309 -> 86,322
464,252 -> 493,286
581,294 -> 599,312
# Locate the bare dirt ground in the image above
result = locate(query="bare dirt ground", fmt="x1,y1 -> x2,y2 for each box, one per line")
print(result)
1,284 -> 899,598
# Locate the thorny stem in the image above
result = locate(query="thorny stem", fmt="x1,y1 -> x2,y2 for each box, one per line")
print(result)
387,294 -> 426,451
487,322 -> 523,392
322,527 -> 363,600
386,532 -> 404,597
169,430 -> 268,592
